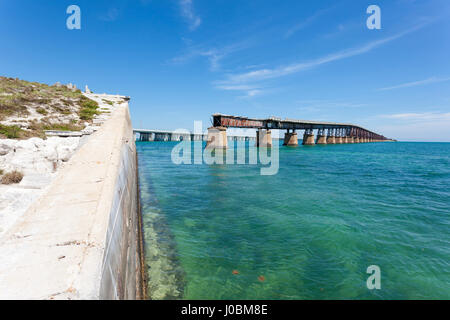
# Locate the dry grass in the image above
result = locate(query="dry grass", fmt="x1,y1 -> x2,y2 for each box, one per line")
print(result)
1,170 -> 24,185
0,76 -> 99,139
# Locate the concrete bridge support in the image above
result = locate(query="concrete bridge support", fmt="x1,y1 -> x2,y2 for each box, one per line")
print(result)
206,126 -> 228,149
316,128 -> 327,145
354,137 -> 360,143
283,130 -> 298,147
335,136 -> 343,144
342,136 -> 349,144
327,136 -> 336,144
326,129 -> 336,144
256,129 -> 272,147
303,129 -> 315,146
316,135 -> 327,145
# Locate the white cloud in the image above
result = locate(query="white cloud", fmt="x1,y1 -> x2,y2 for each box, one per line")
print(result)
100,7 -> 120,22
170,41 -> 250,71
380,112 -> 450,121
374,117 -> 450,142
221,24 -> 428,85
377,77 -> 450,91
214,84 -> 264,98
180,0 -> 201,31
285,6 -> 335,38
215,84 -> 260,91
296,99 -> 368,109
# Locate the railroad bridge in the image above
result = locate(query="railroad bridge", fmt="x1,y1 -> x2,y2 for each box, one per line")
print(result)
133,114 -> 393,148
206,113 -> 393,148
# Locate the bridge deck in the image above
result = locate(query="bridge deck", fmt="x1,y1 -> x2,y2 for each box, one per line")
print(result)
212,114 -> 388,140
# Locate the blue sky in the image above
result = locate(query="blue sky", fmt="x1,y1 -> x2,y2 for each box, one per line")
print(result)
1,0 -> 449,141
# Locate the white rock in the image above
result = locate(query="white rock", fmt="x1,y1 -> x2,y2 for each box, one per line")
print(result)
57,145 -> 73,162
0,136 -> 80,175
0,140 -> 15,156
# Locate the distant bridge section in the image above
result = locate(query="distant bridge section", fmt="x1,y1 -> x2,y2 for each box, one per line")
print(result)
207,113 -> 394,148
133,129 -> 255,142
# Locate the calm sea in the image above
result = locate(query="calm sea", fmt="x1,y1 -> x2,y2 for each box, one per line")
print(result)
137,141 -> 450,300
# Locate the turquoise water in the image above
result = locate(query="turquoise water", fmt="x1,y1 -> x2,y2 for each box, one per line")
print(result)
137,141 -> 450,300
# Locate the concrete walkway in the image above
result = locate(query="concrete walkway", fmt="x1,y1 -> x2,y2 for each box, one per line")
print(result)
0,100 -> 140,299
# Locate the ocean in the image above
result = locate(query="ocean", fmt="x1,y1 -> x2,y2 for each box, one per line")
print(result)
137,141 -> 450,300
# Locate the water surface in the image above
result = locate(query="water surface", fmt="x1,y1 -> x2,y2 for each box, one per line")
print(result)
138,141 -> 450,299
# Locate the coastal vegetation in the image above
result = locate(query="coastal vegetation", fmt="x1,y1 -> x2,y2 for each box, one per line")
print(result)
102,99 -> 114,106
1,170 -> 24,185
0,76 -> 99,139
79,98 -> 99,120
0,124 -> 22,139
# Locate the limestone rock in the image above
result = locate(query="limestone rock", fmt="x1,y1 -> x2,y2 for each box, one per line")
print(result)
0,137 -> 80,175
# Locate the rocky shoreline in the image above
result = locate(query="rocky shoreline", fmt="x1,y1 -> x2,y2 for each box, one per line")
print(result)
0,92 -> 127,237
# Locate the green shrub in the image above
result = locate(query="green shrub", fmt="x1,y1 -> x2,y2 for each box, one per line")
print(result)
36,107 -> 48,115
0,124 -> 22,139
79,98 -> 99,120
43,122 -> 83,132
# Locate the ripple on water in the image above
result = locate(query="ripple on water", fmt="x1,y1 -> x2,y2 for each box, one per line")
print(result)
137,141 -> 450,300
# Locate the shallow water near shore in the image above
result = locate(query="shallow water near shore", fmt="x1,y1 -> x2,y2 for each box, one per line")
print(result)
137,141 -> 450,300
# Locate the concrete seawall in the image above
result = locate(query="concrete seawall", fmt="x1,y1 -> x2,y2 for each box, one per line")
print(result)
0,100 -> 145,299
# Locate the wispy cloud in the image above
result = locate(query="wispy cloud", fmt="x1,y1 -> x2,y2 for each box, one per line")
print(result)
377,77 -> 450,91
100,7 -> 120,22
374,112 -> 450,141
379,112 -> 450,121
170,41 -> 250,71
220,24 -> 428,86
180,0 -> 201,31
285,6 -> 335,38
215,84 -> 265,98
297,99 -> 368,109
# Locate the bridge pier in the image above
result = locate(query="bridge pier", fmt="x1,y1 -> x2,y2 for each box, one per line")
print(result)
326,129 -> 335,144
316,135 -> 327,144
316,128 -> 327,145
327,136 -> 336,144
283,130 -> 298,147
303,129 -> 315,146
256,129 -> 272,147
335,128 -> 344,144
206,126 -> 227,149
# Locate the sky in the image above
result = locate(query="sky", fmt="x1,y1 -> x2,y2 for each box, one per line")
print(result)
1,0 -> 450,141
